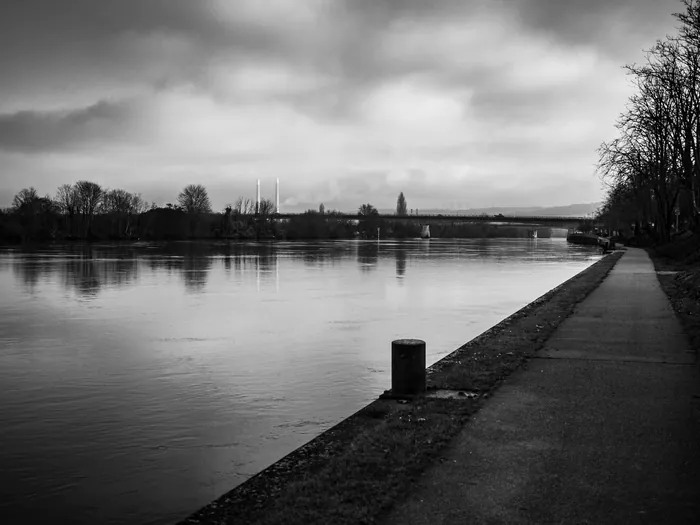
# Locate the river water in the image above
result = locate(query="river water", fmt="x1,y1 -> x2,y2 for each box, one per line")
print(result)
0,239 -> 601,524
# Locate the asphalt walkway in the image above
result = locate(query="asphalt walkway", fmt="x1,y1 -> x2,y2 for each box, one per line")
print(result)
382,248 -> 700,524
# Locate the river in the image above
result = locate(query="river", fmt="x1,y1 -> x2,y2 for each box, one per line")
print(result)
0,239 -> 601,524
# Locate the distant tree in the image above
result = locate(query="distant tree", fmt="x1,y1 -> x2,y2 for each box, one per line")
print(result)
55,184 -> 79,213
221,204 -> 234,236
258,198 -> 275,217
131,193 -> 148,215
75,180 -> 104,236
11,187 -> 39,211
102,188 -> 131,236
319,203 -> 325,214
10,188 -> 58,240
358,203 -> 380,238
234,197 -> 255,215
177,184 -> 212,214
177,184 -> 211,238
358,203 -> 379,216
102,189 -> 147,236
244,198 -> 255,214
55,183 -> 80,236
255,198 -> 276,238
396,192 -> 408,216
103,189 -> 133,214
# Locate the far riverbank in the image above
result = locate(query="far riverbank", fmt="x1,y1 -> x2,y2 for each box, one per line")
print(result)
1,206 -> 567,244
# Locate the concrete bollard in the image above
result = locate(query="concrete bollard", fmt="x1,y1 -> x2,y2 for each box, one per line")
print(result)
391,339 -> 426,397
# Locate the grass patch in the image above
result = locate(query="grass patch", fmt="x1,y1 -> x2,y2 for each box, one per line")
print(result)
180,251 -> 623,525
648,236 -> 700,352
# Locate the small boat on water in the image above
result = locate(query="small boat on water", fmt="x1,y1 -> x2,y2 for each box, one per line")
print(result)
566,230 -> 600,246
528,229 -> 538,239
566,229 -> 613,250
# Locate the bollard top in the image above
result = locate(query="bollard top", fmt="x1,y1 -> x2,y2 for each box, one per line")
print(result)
392,338 -> 425,346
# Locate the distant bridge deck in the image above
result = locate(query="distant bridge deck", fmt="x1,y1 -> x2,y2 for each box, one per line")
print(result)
272,213 -> 596,227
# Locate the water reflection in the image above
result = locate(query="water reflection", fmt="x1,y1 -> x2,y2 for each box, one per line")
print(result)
395,246 -> 407,278
299,245 -> 343,269
357,242 -> 379,272
0,239 -> 603,525
11,246 -> 140,298
64,252 -> 102,297
182,247 -> 212,294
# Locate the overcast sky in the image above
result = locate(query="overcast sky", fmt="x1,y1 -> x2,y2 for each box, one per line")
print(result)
0,0 -> 682,212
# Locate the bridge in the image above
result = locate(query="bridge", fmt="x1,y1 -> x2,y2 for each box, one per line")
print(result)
272,213 -> 597,229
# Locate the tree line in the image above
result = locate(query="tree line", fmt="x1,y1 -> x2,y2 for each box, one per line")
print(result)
1,183 -> 539,243
597,0 -> 700,242
0,181 -> 273,242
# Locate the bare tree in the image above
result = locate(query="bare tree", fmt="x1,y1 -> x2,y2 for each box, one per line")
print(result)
103,189 -> 133,214
236,197 -> 255,215
177,184 -> 212,214
10,188 -> 58,239
11,187 -> 39,211
233,197 -> 242,214
232,197 -> 256,215
56,184 -> 79,214
101,189 -> 147,236
131,193 -> 148,215
258,198 -> 275,217
55,183 -> 80,235
75,180 -> 104,237
598,0 -> 700,237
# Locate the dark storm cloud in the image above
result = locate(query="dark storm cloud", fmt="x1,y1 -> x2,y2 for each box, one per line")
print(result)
0,0 -> 677,122
0,1 -> 482,105
0,1 -> 288,103
506,0 -> 680,55
0,100 -> 138,152
0,1 -> 244,54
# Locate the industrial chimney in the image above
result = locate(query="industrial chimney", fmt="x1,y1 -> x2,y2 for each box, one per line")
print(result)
256,179 -> 261,214
275,178 -> 280,214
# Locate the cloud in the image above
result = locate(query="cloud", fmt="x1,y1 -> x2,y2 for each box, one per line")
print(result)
0,99 -> 147,153
0,0 -> 684,210
507,0 -> 679,56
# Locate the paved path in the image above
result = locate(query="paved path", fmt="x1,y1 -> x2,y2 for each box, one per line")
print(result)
382,248 -> 700,524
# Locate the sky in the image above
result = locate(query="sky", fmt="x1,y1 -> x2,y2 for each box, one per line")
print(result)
0,0 -> 683,212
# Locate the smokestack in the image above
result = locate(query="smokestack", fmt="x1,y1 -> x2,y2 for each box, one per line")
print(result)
275,178 -> 280,214
256,179 -> 260,214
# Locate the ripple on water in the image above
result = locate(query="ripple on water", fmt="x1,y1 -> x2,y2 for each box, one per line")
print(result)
0,239 -> 601,525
